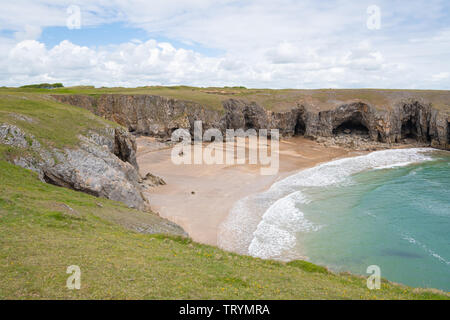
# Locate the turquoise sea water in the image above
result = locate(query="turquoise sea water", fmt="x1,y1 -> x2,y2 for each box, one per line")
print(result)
220,148 -> 450,292
298,153 -> 450,291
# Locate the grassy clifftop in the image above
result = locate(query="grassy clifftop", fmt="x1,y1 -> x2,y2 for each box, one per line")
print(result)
0,93 -> 448,299
2,86 -> 449,113
0,93 -> 121,151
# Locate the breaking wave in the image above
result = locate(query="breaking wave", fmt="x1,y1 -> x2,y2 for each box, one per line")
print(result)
218,148 -> 436,260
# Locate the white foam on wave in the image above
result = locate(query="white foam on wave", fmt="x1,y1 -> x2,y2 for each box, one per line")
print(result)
248,191 -> 321,259
374,161 -> 416,170
217,195 -> 269,255
218,148 -> 437,259
402,234 -> 450,265
269,148 -> 434,193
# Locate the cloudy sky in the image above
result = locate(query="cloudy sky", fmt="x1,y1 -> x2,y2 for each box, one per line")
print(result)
1,0 -> 449,89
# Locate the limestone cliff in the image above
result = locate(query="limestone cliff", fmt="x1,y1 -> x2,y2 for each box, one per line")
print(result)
52,94 -> 450,151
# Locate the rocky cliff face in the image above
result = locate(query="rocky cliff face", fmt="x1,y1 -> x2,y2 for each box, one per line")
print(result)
53,94 -> 224,139
0,122 -> 149,210
52,94 -> 450,151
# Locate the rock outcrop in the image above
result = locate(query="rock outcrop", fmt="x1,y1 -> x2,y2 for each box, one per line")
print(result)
53,94 -> 224,139
141,172 -> 166,188
52,94 -> 450,151
0,123 -> 149,210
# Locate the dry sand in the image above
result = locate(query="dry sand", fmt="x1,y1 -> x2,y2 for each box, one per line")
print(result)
137,136 -> 358,246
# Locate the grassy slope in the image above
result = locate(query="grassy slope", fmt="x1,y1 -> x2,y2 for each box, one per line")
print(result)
0,93 -> 448,299
0,93 -> 120,150
0,160 -> 448,300
2,86 -> 449,114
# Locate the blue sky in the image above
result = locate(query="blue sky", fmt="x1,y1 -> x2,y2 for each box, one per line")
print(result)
0,0 -> 449,89
37,22 -> 224,56
40,23 -> 149,48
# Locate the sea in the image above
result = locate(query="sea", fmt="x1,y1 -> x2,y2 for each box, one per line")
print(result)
218,148 -> 450,292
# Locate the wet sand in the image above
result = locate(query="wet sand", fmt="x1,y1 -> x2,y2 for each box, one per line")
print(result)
137,136 -> 357,246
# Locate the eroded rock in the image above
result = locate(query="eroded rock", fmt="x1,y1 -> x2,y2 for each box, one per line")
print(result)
1,122 -> 150,211
142,172 -> 166,188
52,94 -> 450,151
0,124 -> 33,148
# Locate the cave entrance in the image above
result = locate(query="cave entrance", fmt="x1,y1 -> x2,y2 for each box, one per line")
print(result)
401,119 -> 418,140
244,113 -> 256,130
294,117 -> 306,135
377,131 -> 383,142
447,122 -> 450,144
333,119 -> 369,136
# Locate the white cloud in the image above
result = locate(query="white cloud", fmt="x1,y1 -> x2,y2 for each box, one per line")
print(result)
13,25 -> 42,41
1,38 -> 404,88
432,72 -> 449,81
0,0 -> 449,89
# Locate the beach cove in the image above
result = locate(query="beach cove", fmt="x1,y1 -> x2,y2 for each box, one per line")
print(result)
139,137 -> 450,291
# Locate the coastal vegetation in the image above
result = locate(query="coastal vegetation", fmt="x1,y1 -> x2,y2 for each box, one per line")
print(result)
20,83 -> 64,89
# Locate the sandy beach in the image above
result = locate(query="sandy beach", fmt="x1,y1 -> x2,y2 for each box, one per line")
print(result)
137,136 -> 358,246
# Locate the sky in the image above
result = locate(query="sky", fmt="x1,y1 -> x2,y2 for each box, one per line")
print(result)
0,0 -> 449,89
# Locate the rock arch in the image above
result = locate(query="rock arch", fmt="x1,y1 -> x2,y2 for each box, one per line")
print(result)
401,118 -> 418,140
333,118 -> 370,136
331,104 -> 371,137
397,101 -> 432,143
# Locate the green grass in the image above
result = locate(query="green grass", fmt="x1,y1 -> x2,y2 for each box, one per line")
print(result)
0,160 -> 448,299
287,260 -> 330,274
1,86 -> 448,114
0,93 -> 119,150
20,83 -> 64,89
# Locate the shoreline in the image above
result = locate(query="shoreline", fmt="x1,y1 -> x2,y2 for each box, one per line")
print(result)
231,146 -> 442,261
137,136 -> 362,246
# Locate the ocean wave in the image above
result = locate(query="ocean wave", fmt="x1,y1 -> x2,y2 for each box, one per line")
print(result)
269,148 -> 434,193
402,234 -> 450,265
218,148 -> 437,260
373,161 -> 417,170
248,191 -> 321,260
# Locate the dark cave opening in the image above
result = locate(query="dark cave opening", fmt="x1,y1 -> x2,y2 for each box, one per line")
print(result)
294,117 -> 306,135
244,113 -> 256,130
377,131 -> 383,142
333,119 -> 369,136
447,122 -> 450,144
401,119 -> 418,140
